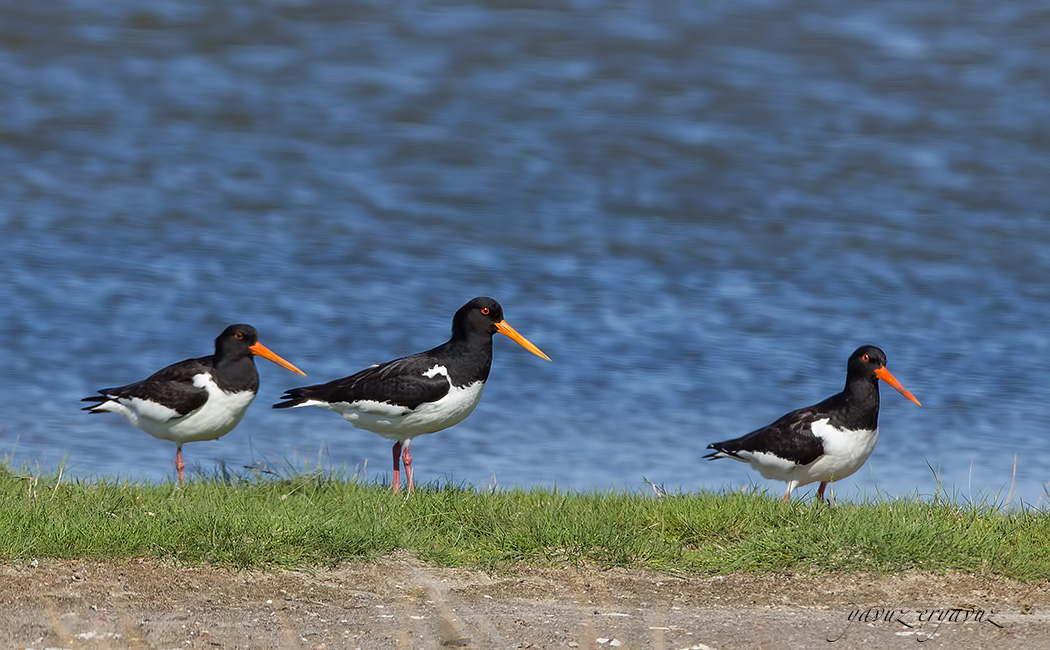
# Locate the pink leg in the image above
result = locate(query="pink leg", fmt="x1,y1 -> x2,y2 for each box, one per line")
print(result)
403,441 -> 414,493
391,442 -> 402,493
817,481 -> 828,503
782,483 -> 793,502
175,445 -> 186,487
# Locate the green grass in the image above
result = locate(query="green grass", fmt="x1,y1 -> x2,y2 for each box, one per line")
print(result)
1,463 -> 1048,580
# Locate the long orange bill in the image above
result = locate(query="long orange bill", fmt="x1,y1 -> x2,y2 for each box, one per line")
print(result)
249,341 -> 307,376
874,366 -> 920,406
494,320 -> 551,361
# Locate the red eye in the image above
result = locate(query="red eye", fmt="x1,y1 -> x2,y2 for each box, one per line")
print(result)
481,307 -> 490,315
861,354 -> 869,362
235,332 -> 244,340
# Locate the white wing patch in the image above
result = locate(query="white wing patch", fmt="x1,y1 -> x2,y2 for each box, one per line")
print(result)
423,364 -> 449,379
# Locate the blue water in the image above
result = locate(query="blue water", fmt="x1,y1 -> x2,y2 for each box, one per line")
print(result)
2,0 -> 1048,506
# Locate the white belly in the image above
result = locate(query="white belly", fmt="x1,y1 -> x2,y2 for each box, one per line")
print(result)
794,419 -> 879,486
102,375 -> 256,445
733,419 -> 879,489
314,380 -> 485,442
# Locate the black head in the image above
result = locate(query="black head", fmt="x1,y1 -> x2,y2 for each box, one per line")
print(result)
450,297 -> 550,361
214,324 -> 306,376
846,345 -> 920,405
215,324 -> 260,356
452,297 -> 505,338
846,345 -> 888,378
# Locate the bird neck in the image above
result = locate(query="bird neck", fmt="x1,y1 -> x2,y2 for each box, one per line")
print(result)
837,375 -> 881,429
212,352 -> 260,393
439,335 -> 494,385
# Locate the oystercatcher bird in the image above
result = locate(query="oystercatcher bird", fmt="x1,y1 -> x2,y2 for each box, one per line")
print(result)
704,345 -> 920,502
82,324 -> 306,486
273,297 -> 550,493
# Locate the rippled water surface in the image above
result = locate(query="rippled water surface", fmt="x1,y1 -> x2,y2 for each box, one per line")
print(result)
2,0 -> 1049,505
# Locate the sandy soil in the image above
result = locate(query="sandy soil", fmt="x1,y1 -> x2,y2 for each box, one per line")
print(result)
2,556 -> 1048,649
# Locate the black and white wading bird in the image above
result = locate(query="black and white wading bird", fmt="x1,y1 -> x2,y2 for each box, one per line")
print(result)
83,324 -> 306,486
273,297 -> 550,493
704,345 -> 920,502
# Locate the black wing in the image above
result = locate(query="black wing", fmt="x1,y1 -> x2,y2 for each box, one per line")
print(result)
81,356 -> 212,416
274,353 -> 451,411
704,405 -> 825,466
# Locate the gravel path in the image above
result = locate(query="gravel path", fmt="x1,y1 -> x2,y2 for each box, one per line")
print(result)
3,557 -> 1048,649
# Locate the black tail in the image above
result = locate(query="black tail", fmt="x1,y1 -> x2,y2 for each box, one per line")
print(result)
80,393 -> 110,412
272,388 -> 309,409
703,443 -> 734,461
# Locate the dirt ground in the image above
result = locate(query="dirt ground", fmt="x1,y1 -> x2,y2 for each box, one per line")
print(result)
2,556 -> 1048,650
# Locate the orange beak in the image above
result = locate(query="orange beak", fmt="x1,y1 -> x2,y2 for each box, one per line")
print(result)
249,341 -> 307,376
874,366 -> 920,406
494,320 -> 551,361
